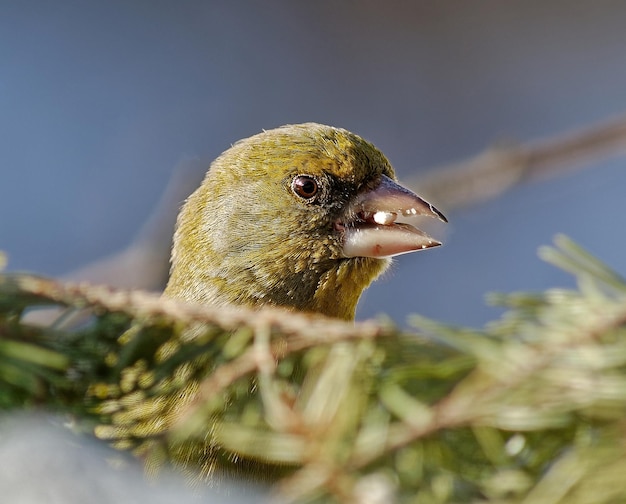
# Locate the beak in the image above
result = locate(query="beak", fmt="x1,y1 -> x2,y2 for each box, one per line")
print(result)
340,175 -> 447,258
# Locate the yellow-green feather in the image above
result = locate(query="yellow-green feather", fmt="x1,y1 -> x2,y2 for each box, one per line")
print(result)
165,123 -> 393,320
95,123 -> 398,482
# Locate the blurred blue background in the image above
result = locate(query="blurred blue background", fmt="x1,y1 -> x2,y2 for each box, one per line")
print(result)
2,1 -> 626,327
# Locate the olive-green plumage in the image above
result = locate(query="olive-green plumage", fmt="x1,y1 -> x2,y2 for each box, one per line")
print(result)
165,123 -> 393,320
95,123 -> 444,482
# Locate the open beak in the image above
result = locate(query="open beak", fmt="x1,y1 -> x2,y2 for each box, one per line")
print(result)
340,175 -> 447,258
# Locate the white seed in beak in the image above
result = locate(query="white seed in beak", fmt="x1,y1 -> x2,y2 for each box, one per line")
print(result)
373,211 -> 397,225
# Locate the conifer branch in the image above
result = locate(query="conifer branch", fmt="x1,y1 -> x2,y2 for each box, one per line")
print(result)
3,236 -> 626,503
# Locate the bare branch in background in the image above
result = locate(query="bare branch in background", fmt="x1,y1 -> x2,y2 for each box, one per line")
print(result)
413,113 -> 626,210
65,114 -> 626,291
63,158 -> 207,290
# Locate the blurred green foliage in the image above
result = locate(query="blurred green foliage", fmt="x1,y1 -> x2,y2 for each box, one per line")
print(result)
1,236 -> 626,503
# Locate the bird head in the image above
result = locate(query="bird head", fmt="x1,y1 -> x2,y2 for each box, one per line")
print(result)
165,123 -> 446,320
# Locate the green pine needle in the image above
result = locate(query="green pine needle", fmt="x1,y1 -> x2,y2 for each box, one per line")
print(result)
2,236 -> 626,503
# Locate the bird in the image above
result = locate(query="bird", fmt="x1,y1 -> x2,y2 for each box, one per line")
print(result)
164,122 -> 446,321
92,122 -> 447,483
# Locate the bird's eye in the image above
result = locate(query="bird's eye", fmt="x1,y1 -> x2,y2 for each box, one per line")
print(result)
292,175 -> 319,200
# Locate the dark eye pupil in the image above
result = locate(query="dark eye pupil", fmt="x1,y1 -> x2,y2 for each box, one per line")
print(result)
293,176 -> 318,199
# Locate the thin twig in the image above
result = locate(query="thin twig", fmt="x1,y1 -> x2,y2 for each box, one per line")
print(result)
412,113 -> 626,210
5,274 -> 393,348
56,113 -> 626,294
